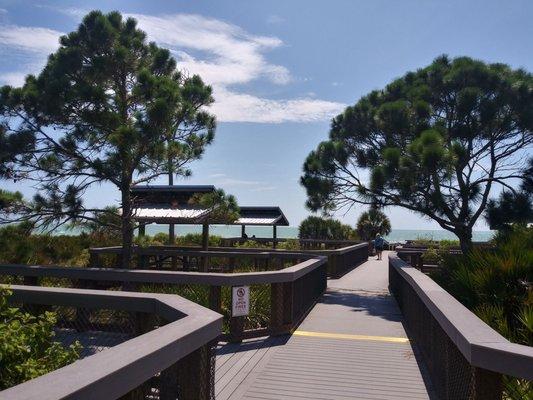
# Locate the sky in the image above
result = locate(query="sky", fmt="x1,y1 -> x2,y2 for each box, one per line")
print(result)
0,0 -> 532,230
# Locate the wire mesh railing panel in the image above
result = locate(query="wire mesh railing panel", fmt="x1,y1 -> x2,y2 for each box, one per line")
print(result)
389,263 -> 507,400
243,284 -> 271,331
20,304 -> 138,358
139,283 -> 210,308
120,341 -> 216,400
292,263 -> 327,323
3,285 -> 218,400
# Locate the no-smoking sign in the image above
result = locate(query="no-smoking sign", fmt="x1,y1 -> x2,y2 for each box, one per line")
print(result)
232,286 -> 250,317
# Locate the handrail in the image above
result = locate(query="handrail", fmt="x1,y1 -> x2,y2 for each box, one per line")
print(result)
0,256 -> 329,341
389,254 -> 533,381
0,257 -> 327,286
89,243 -> 366,255
0,285 -> 222,400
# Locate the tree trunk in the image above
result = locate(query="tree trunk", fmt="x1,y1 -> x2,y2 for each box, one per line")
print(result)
121,185 -> 134,269
168,165 -> 175,245
456,226 -> 473,254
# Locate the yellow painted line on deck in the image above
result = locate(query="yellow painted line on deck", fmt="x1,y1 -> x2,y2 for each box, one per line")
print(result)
293,330 -> 410,343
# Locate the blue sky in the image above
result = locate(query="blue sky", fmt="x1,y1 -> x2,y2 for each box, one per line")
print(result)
1,0 -> 532,230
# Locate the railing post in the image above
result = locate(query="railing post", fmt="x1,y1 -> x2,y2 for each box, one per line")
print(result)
328,253 -> 338,277
23,275 -> 39,286
283,281 -> 294,328
159,362 -> 179,400
270,282 -> 284,334
229,316 -> 245,342
176,343 -> 215,400
89,250 -> 99,268
209,286 -> 222,314
138,253 -> 148,269
472,368 -> 502,400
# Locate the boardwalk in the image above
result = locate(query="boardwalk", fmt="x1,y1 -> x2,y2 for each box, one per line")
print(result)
216,251 -> 435,400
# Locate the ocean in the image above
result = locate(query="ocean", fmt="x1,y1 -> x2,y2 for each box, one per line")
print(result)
144,225 -> 495,243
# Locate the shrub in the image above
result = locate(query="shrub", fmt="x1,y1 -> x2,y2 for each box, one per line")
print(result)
175,233 -> 222,247
235,240 -> 269,249
277,239 -> 300,251
0,287 -> 81,389
432,227 -> 533,399
356,209 -> 391,241
0,224 -> 119,265
299,216 -> 356,240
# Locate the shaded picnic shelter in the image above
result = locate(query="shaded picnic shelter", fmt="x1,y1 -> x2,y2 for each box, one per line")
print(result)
131,185 -> 289,249
236,206 -> 289,244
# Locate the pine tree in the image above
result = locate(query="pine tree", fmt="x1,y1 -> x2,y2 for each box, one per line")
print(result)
0,11 -> 216,267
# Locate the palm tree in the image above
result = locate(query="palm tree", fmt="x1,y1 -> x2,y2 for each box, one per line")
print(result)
356,209 -> 391,241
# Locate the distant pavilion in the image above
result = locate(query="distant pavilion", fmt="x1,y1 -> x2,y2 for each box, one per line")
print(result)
131,185 -> 289,248
236,206 -> 289,242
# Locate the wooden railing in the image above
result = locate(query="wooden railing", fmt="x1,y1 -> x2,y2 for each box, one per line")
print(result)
0,285 -> 222,400
88,242 -> 369,278
220,237 -> 360,249
89,245 -> 314,272
389,254 -> 533,400
0,256 -> 328,342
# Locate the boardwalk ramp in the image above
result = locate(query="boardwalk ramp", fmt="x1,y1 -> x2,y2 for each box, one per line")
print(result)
216,251 -> 435,400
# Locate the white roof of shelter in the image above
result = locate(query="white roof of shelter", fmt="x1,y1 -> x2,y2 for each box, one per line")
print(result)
233,207 -> 289,226
236,217 -> 280,225
131,207 -> 211,224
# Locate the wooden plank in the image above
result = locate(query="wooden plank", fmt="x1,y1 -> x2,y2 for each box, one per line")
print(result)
219,254 -> 436,400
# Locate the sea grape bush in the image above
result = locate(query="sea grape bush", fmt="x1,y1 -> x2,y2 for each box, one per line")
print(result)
0,286 -> 81,390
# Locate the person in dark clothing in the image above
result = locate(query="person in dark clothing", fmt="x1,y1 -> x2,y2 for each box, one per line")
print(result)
374,233 -> 385,260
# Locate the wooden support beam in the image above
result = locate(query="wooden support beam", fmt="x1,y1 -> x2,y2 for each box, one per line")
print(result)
201,223 -> 209,271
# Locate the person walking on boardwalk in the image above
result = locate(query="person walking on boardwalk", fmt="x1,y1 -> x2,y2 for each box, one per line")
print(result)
374,233 -> 385,260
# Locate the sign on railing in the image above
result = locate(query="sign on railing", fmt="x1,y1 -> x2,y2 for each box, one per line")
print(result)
232,285 -> 250,316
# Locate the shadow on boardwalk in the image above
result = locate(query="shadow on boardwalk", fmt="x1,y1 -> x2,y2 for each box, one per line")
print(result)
321,290 -> 403,323
216,253 -> 437,399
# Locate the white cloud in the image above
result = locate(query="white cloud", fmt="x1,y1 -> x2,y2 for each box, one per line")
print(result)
129,13 -> 289,87
0,72 -> 27,86
0,12 -> 345,123
0,25 -> 62,54
0,25 -> 62,86
211,87 -> 343,123
129,13 -> 344,123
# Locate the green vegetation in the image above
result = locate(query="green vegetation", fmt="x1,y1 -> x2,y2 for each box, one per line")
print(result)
188,189 -> 240,224
301,55 -> 533,253
356,209 -> 391,241
0,10 -> 216,268
0,287 -> 81,389
137,232 -> 224,248
139,283 -> 270,334
433,227 -> 532,346
298,216 -> 356,240
0,223 -> 119,266
433,227 -> 532,398
485,159 -> 533,231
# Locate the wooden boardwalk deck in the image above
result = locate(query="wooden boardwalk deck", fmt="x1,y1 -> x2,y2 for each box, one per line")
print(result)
215,251 -> 436,399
